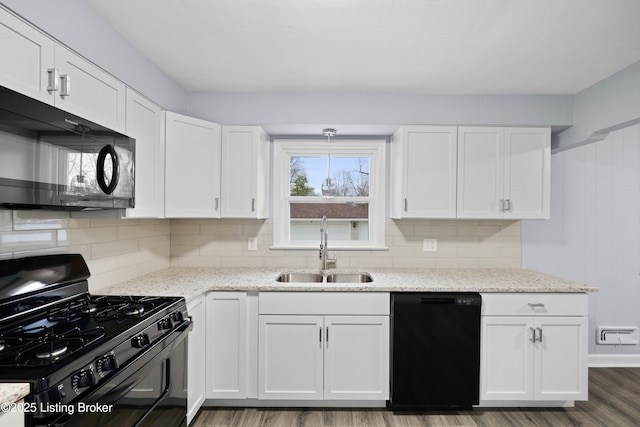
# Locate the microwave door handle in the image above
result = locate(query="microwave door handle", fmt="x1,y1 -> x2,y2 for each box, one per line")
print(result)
97,145 -> 120,194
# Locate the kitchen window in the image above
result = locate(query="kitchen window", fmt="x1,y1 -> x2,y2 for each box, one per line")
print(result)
272,138 -> 386,249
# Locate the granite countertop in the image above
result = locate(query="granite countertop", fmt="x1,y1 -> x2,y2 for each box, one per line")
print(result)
0,383 -> 29,407
0,267 -> 596,406
95,267 -> 598,302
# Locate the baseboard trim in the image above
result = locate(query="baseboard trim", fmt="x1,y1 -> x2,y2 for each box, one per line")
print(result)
589,354 -> 640,367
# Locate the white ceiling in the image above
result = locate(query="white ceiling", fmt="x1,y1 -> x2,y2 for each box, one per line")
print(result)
84,0 -> 640,95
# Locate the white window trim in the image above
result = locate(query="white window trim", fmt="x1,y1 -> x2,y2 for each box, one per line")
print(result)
272,138 -> 386,250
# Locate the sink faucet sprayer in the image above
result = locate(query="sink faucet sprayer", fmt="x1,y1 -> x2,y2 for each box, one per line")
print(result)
319,215 -> 337,270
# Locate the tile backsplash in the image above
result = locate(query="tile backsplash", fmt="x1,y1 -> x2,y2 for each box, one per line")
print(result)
1,211 -> 521,290
170,218 -> 522,269
0,210 -> 170,291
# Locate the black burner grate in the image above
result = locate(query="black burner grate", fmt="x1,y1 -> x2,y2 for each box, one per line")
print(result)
0,325 -> 105,366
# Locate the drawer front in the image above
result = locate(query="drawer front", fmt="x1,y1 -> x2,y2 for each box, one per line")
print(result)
480,293 -> 588,316
259,292 -> 390,315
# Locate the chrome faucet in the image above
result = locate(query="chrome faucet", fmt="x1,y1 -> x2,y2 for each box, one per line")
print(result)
319,215 -> 337,270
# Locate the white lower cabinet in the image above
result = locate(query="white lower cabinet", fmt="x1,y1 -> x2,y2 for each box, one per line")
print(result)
187,296 -> 205,424
259,315 -> 324,400
323,316 -> 390,400
258,292 -> 390,401
480,293 -> 588,404
205,292 -> 258,399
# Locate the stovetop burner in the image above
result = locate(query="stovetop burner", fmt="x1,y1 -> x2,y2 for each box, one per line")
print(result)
0,324 -> 106,366
90,295 -> 170,324
35,345 -> 68,360
45,295 -> 169,324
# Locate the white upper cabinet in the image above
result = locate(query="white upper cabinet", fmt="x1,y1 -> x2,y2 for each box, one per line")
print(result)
390,126 -> 458,218
503,128 -> 551,219
221,126 -> 270,218
457,127 -> 550,219
53,45 -> 126,133
165,112 -> 222,218
123,89 -> 165,218
0,6 -> 55,104
0,6 -> 126,133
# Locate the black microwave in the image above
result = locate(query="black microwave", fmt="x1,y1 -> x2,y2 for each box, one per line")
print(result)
0,86 -> 135,210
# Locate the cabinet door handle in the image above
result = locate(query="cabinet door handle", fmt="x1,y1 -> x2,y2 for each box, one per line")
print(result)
319,327 -> 322,346
326,326 -> 329,348
214,197 -> 219,212
47,68 -> 59,92
536,327 -> 543,343
60,74 -> 71,97
251,198 -> 256,212
528,303 -> 545,308
506,199 -> 512,212
499,199 -> 505,212
530,327 -> 537,342
404,198 -> 408,212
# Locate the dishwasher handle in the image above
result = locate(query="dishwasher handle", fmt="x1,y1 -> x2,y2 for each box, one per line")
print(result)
420,297 -> 456,305
392,293 -> 482,307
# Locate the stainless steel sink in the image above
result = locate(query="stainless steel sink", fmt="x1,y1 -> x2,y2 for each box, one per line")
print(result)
275,273 -> 324,283
325,273 -> 373,283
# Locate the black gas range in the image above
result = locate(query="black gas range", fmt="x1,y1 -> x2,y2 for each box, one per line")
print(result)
0,254 -> 192,427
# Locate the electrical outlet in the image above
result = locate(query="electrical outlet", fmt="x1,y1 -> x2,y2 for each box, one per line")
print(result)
423,238 -> 437,252
248,237 -> 257,251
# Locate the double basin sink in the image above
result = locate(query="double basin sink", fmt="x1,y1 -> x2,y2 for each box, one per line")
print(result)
276,272 -> 373,283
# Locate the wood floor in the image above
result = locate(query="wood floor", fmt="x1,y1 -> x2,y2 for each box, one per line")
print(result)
192,368 -> 640,427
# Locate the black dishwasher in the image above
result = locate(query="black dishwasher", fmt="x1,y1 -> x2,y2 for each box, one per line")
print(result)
390,292 -> 481,410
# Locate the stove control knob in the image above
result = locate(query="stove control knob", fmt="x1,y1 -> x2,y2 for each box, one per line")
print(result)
157,317 -> 173,330
131,333 -> 150,348
96,353 -> 119,377
171,311 -> 184,323
72,370 -> 96,391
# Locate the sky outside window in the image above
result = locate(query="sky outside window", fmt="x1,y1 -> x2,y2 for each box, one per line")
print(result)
290,156 -> 369,197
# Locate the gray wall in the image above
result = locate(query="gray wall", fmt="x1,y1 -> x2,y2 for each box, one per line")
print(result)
523,124 -> 640,355
0,0 -> 188,112
555,60 -> 640,151
187,92 -> 573,136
